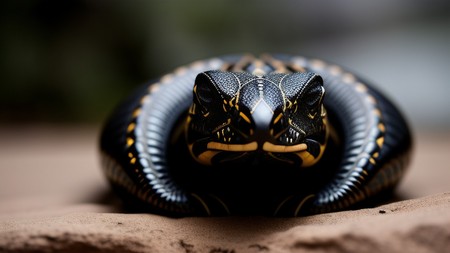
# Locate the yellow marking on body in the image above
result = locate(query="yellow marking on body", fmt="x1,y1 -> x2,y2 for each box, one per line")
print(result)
232,54 -> 254,72
362,169 -> 369,176
297,151 -> 315,167
190,193 -> 211,216
367,95 -> 377,105
254,59 -> 264,68
127,123 -> 136,133
229,97 -> 235,107
272,60 -> 288,73
378,123 -> 385,132
207,141 -> 258,151
222,104 -> 227,112
197,150 -> 219,165
262,142 -> 307,152
190,60 -> 206,70
310,59 -> 327,70
149,83 -> 160,93
186,115 -> 192,125
286,100 -> 293,109
211,119 -> 232,135
294,194 -> 315,217
289,62 -> 306,73
190,147 -> 220,166
128,152 -> 133,158
296,141 -> 327,167
342,73 -> 356,84
376,137 -> 385,148
132,108 -> 141,118
160,74 -> 173,84
373,152 -> 379,158
321,105 -> 327,117
253,68 -> 266,77
188,104 -> 194,114
307,112 -> 317,119
174,66 -> 188,75
130,157 -> 136,164
261,54 -> 288,73
126,137 -> 134,147
355,82 -> 368,93
252,59 -> 266,76
203,112 -> 210,117
220,63 -> 231,71
273,113 -> 283,124
140,95 -> 149,104
239,112 -> 251,124
328,65 -> 343,76
369,157 -> 376,165
373,109 -> 382,117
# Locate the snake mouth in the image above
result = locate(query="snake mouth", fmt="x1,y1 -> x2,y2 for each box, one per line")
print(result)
205,141 -> 308,153
260,135 -> 328,167
262,142 -> 308,152
206,141 -> 258,151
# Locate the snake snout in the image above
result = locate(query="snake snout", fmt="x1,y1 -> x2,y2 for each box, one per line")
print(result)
251,100 -> 276,147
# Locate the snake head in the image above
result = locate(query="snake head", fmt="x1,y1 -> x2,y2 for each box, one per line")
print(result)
186,70 -> 328,167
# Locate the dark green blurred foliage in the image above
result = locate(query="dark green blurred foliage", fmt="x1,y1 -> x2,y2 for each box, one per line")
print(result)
0,0 -> 153,122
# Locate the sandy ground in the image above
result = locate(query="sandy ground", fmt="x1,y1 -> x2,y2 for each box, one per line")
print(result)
0,126 -> 449,253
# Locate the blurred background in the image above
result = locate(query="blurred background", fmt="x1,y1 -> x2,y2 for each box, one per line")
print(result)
1,0 -> 450,214
1,0 -> 450,129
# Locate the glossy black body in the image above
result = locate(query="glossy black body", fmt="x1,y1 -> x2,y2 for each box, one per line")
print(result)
100,54 -> 412,216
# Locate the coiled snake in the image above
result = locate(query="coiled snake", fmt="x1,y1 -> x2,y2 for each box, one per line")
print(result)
100,54 -> 412,216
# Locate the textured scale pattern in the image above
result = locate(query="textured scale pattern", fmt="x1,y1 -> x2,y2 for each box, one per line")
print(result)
100,54 -> 412,217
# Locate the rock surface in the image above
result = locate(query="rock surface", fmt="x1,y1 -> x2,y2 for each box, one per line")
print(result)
0,127 -> 449,253
1,194 -> 450,253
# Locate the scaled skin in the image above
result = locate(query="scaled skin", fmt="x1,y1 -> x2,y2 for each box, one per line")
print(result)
186,70 -> 328,168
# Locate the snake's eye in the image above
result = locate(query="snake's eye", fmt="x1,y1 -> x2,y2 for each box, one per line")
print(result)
281,72 -> 324,114
304,85 -> 323,107
195,73 -> 217,107
295,77 -> 325,120
303,84 -> 325,115
196,82 -> 214,105
194,73 -> 221,115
